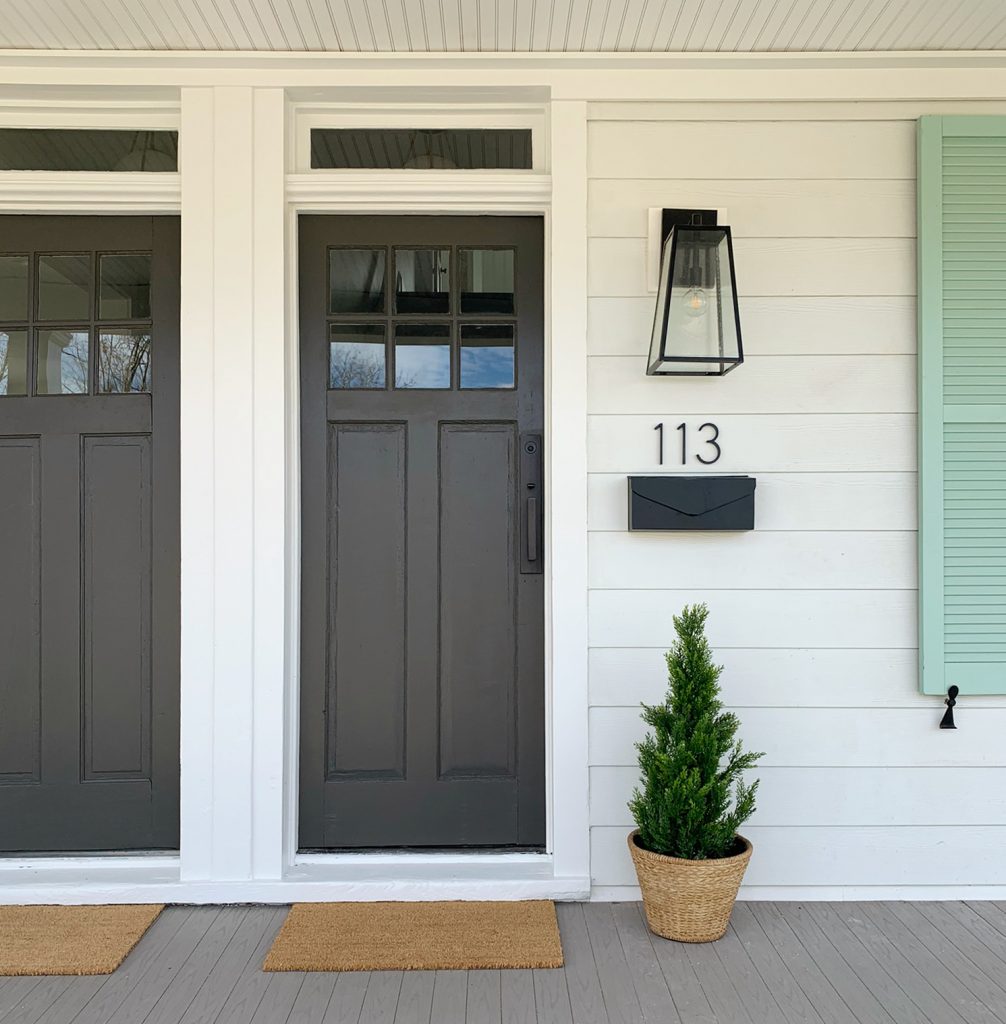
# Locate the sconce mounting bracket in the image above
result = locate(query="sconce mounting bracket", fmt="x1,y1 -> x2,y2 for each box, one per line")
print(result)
661,208 -> 718,245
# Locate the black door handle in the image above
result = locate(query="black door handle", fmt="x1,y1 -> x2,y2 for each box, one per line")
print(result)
520,433 -> 543,574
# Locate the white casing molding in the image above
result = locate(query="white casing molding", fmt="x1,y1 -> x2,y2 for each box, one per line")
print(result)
285,172 -> 551,212
0,171 -> 180,212
544,99 -> 590,883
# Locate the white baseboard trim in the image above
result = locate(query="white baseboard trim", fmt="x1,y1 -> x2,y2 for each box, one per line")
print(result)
0,855 -> 590,904
590,884 -> 1006,902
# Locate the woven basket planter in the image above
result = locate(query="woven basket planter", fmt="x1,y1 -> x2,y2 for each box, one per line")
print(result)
628,830 -> 752,943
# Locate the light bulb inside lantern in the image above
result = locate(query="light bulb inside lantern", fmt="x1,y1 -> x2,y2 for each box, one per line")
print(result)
683,286 -> 707,318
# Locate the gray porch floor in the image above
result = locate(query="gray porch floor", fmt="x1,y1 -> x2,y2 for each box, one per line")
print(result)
3,901 -> 1006,1024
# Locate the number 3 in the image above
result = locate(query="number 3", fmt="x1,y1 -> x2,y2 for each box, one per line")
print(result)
696,422 -> 721,465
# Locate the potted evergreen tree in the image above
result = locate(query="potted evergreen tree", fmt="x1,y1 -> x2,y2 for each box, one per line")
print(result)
628,603 -> 763,942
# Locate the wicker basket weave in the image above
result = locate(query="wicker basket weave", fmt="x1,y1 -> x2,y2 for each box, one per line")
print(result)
628,830 -> 752,943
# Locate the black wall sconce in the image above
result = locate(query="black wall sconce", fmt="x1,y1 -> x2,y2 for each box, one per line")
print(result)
647,208 -> 744,377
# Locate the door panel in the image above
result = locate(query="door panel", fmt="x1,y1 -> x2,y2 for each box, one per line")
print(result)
82,435 -> 152,781
299,215 -> 545,849
0,438 -> 40,783
0,216 -> 179,852
327,421 -> 407,780
438,422 -> 517,780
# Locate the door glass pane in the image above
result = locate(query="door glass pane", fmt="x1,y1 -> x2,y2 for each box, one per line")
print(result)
37,329 -> 89,394
311,128 -> 532,170
99,330 -> 151,393
394,324 -> 450,389
330,324 -> 386,389
0,128 -> 178,171
460,324 -> 515,389
38,255 -> 91,320
0,256 -> 28,320
460,248 -> 515,314
0,330 -> 28,396
99,254 -> 151,319
394,249 -> 450,314
329,248 -> 385,314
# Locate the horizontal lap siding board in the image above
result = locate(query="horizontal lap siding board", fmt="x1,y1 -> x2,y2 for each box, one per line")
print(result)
590,766 -> 1006,826
919,115 -> 1006,695
590,825 -> 1006,888
584,109 -> 1006,893
588,296 -> 917,357
589,237 -> 916,297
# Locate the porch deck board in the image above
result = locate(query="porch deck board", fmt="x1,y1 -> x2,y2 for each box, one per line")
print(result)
7,902 -> 1006,1024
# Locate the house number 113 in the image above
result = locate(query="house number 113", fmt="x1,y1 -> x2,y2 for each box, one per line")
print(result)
654,422 -> 722,466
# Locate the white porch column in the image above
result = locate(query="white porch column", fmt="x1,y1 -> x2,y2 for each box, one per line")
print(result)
179,86 -> 287,882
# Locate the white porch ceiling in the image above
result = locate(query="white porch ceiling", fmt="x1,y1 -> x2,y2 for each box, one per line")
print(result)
1,0 -> 1005,53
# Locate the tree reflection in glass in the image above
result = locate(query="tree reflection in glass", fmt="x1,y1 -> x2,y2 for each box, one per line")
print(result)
329,324 -> 386,389
99,330 -> 151,393
37,329 -> 88,395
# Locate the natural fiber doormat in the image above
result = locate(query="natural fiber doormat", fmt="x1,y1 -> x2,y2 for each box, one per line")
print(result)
0,904 -> 163,976
263,900 -> 563,972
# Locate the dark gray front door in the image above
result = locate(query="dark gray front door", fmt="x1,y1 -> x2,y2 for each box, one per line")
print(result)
299,215 -> 545,849
0,216 -> 179,852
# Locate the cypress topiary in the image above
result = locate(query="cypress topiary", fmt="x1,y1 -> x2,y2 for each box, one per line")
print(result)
629,603 -> 763,860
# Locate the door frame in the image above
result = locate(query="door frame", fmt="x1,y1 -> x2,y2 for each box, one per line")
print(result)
281,102 -> 590,889
0,89 -> 590,901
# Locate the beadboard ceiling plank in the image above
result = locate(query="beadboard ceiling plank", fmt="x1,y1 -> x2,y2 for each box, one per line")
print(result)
416,0 -> 446,49
700,0 -> 746,51
683,0 -> 731,51
663,0 -> 704,51
817,0 -> 875,51
959,3 -> 1006,50
264,0 -> 313,49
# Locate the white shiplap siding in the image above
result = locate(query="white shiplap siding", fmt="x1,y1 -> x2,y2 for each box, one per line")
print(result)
585,109 -> 1006,897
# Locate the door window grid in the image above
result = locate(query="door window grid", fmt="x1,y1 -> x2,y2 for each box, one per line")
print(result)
0,250 -> 153,397
327,244 -> 517,391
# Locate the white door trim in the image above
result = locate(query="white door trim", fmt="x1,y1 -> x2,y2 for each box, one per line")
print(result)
0,171 -> 180,212
280,103 -> 590,894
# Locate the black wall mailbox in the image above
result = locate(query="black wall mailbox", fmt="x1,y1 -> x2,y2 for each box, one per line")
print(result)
628,475 -> 756,531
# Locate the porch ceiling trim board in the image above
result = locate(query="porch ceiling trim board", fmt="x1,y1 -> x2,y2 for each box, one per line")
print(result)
6,53 -> 1006,103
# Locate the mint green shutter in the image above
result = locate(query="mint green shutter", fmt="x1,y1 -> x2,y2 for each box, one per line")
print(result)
919,115 -> 1006,694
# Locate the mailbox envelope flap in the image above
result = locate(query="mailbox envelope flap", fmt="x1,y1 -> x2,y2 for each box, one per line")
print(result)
629,476 -> 756,518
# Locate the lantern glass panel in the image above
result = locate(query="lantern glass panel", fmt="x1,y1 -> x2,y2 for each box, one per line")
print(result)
648,225 -> 742,376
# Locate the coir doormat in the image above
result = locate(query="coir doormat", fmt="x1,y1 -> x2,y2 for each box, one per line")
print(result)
0,904 -> 163,975
263,900 -> 564,972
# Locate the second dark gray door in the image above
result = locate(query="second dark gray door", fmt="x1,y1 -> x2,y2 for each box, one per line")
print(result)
299,215 -> 545,849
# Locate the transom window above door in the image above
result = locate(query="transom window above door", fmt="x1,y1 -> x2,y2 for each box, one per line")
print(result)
0,250 -> 153,397
327,245 -> 516,391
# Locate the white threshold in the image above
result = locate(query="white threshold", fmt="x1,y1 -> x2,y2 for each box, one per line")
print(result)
0,853 -> 590,905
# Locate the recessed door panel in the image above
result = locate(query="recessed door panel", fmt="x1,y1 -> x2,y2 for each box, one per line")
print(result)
0,438 -> 40,783
300,215 -> 545,849
82,435 -> 152,781
327,422 -> 407,780
438,422 -> 517,780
